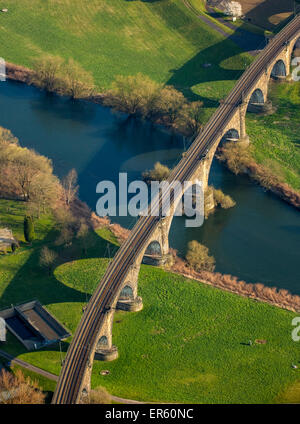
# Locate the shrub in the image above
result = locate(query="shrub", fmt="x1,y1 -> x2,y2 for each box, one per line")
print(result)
0,369 -> 45,404
186,240 -> 216,272
142,162 -> 171,183
55,227 -> 74,247
104,73 -> 162,116
40,246 -> 58,275
23,216 -> 35,242
217,141 -> 252,174
29,54 -> 64,92
213,188 -> 236,209
87,386 -> 112,404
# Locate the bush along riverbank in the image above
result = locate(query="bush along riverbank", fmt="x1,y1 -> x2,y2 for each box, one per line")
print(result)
5,60 -> 204,138
5,61 -> 300,209
68,202 -> 300,314
142,161 -> 236,218
1,124 -> 299,316
217,141 -> 300,209
169,250 -> 300,314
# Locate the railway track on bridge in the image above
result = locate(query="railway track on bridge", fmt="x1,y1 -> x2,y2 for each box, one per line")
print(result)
52,15 -> 300,404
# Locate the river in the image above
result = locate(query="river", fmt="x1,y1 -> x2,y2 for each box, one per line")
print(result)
0,80 -> 299,293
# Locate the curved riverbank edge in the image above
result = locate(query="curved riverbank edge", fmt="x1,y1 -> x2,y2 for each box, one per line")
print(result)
168,253 -> 300,314
5,61 -> 300,211
247,161 -> 300,209
79,200 -> 300,314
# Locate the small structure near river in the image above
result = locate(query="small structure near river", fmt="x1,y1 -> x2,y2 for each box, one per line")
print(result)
0,300 -> 70,350
0,228 -> 18,254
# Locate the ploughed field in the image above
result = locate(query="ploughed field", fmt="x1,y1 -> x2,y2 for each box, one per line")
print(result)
0,199 -> 300,404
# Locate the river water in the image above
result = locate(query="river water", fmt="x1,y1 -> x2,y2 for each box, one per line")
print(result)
0,80 -> 299,293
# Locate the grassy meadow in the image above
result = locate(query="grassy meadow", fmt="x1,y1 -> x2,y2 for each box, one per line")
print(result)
247,81 -> 300,191
0,0 -> 252,106
0,0 -> 300,404
0,199 -> 300,403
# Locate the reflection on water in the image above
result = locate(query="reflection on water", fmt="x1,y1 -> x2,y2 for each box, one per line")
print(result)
0,80 -> 299,293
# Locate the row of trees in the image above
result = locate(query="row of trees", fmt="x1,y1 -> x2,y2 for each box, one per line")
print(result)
104,73 -> 205,137
29,57 -> 204,136
0,127 -> 81,217
29,55 -> 95,99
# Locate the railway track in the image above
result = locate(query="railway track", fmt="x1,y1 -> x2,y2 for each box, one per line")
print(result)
52,15 -> 300,404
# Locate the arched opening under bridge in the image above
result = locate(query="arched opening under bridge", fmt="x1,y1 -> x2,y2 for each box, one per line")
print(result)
247,88 -> 266,113
119,284 -> 134,300
271,59 -> 287,79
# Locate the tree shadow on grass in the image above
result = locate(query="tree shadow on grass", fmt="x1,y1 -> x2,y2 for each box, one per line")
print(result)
166,34 -> 257,107
0,226 -> 118,310
0,223 -> 120,361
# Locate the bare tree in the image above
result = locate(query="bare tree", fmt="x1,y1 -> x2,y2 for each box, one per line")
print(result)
0,369 -> 45,404
104,73 -> 162,116
60,58 -> 95,99
62,169 -> 79,206
177,101 -> 204,137
29,54 -> 64,92
40,246 -> 58,275
6,145 -> 53,200
186,240 -> 216,272
156,85 -> 186,124
76,220 -> 95,256
221,1 -> 243,18
27,173 -> 61,218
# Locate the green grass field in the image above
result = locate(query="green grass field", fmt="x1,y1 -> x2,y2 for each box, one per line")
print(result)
247,81 -> 300,191
1,199 -> 300,403
0,0 -> 251,106
0,2 -> 300,403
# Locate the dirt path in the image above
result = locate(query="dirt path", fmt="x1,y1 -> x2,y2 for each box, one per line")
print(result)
0,349 -> 151,404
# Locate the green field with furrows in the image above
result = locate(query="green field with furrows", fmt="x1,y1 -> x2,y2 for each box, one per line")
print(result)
1,199 -> 300,404
0,0 -> 251,105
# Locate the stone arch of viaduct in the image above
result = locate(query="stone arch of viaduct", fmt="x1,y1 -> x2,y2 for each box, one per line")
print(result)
90,32 -> 300,367
53,22 -> 300,403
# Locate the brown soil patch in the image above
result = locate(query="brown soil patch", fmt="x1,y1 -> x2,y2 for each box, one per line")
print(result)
237,0 -> 294,30
209,0 -> 294,30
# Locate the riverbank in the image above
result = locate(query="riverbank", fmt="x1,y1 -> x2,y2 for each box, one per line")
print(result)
85,203 -> 300,314
0,197 -> 299,403
5,61 -> 300,211
6,63 -> 300,214
0,208 -> 299,404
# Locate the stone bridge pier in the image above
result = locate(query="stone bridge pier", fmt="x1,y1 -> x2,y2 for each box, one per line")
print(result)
77,32 -> 300,404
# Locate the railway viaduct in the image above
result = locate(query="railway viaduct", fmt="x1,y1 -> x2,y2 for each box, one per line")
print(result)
52,16 -> 300,404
